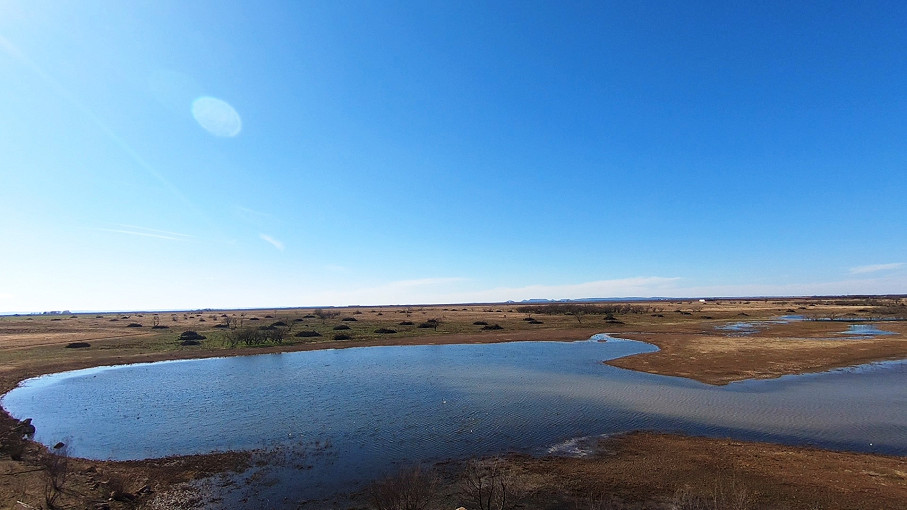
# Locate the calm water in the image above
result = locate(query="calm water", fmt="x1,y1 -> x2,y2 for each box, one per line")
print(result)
3,336 -> 906,506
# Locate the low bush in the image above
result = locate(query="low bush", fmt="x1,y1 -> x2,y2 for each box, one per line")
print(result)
333,324 -> 351,331
375,328 -> 397,334
399,321 -> 415,326
473,321 -> 488,326
341,317 -> 358,322
295,330 -> 322,338
65,342 -> 90,348
179,330 -> 206,341
482,324 -> 504,330
333,333 -> 352,340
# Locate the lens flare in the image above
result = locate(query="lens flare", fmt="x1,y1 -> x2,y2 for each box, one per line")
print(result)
191,96 -> 241,137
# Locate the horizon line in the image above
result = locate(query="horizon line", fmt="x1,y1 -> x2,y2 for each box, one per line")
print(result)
3,293 -> 905,316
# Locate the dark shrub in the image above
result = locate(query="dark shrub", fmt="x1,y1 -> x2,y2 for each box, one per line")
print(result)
179,330 -> 206,341
259,325 -> 277,330
333,324 -> 351,330
417,319 -> 439,329
528,319 -> 543,324
293,318 -> 304,322
213,324 -> 229,329
333,333 -> 351,340
303,314 -> 316,319
65,342 -> 90,348
109,318 -> 119,322
473,321 -> 488,326
264,315 -> 273,318
606,319 -> 624,324
522,317 -> 535,321
271,321 -> 287,327
341,317 -> 357,322
248,317 -> 260,321
482,324 -> 503,330
180,339 -> 201,346
295,330 -> 322,338
399,321 -> 414,326
375,328 -> 397,334
151,325 -> 170,329
126,323 -> 143,327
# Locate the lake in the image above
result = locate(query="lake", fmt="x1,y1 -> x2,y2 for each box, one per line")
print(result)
3,335 -> 905,506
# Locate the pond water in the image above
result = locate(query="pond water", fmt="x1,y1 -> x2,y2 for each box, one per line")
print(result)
839,324 -> 898,337
715,315 -> 805,335
3,336 -> 906,506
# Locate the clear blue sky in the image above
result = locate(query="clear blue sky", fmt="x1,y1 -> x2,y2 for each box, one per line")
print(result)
2,1 -> 905,312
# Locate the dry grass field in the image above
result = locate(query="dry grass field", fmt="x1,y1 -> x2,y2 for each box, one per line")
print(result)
1,297 -> 905,508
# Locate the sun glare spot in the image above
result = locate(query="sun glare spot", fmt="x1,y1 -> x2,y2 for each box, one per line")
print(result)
191,96 -> 242,137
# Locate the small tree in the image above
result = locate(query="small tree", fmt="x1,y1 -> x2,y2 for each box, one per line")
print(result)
460,458 -> 514,510
43,443 -> 70,509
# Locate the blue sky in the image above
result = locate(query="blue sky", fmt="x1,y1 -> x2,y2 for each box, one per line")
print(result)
1,1 -> 905,312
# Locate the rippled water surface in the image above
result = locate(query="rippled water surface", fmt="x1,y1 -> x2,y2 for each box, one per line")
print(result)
3,336 -> 906,506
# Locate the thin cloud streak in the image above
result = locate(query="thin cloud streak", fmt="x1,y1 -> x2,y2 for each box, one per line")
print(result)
448,277 -> 683,303
259,234 -> 285,251
849,263 -> 904,274
391,277 -> 468,288
115,224 -> 193,238
97,228 -> 182,241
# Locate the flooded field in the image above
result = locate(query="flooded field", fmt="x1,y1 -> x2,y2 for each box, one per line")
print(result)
4,335 -> 905,506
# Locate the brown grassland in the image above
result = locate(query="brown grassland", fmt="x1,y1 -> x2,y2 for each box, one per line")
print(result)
1,297 -> 905,509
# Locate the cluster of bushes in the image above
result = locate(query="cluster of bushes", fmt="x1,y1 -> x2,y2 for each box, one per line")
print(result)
369,459 -> 513,510
367,460 -> 756,510
224,326 -> 287,347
